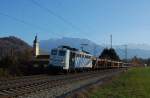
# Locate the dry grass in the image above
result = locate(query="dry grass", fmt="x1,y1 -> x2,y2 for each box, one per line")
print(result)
65,74 -> 118,98
65,67 -> 150,98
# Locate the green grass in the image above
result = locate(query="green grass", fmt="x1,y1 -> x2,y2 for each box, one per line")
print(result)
90,67 -> 150,98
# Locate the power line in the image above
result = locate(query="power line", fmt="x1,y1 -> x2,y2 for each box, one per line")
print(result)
0,12 -> 50,32
115,45 -> 128,61
30,0 -> 82,32
0,12 -> 66,37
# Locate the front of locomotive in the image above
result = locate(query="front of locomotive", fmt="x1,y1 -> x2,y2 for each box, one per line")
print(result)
49,48 -> 70,72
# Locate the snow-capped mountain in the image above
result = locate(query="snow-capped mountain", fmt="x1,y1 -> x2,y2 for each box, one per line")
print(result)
40,37 -> 150,59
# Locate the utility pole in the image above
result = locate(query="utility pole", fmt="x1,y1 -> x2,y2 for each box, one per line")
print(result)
110,34 -> 112,49
125,45 -> 127,63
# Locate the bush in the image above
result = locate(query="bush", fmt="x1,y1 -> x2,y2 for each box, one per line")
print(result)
0,49 -> 33,76
0,68 -> 9,77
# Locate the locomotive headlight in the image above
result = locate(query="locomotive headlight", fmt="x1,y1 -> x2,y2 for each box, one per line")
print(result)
61,59 -> 65,64
61,61 -> 65,64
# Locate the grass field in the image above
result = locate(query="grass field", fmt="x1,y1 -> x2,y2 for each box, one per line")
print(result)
65,67 -> 150,98
89,67 -> 150,98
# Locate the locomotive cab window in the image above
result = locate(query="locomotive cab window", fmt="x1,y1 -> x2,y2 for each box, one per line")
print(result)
51,50 -> 57,55
59,50 -> 66,56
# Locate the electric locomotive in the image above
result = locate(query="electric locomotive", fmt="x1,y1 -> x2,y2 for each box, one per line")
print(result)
49,46 -> 93,72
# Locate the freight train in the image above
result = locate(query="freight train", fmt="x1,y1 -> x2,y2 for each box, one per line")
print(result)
49,46 -> 124,73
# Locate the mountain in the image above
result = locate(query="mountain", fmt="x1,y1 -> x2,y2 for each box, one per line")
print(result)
126,44 -> 150,51
115,48 -> 150,59
40,37 -> 150,59
40,37 -> 104,56
114,44 -> 150,59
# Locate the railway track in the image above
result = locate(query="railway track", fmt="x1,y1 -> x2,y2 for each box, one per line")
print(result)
0,69 -> 125,98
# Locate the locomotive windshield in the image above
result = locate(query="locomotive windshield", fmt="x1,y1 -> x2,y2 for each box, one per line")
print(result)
58,50 -> 66,56
51,50 -> 57,55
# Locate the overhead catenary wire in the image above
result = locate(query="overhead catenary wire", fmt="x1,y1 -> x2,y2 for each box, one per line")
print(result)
0,12 -> 50,32
0,12 -> 66,38
114,45 -> 128,61
0,0 -> 90,39
30,0 -> 82,32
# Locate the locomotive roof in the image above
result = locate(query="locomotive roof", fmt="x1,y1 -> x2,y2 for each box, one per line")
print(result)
59,45 -> 79,51
56,45 -> 91,55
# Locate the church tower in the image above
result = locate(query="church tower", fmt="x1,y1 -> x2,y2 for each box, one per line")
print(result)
33,34 -> 40,56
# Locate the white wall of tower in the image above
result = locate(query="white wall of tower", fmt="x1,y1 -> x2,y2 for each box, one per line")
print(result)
33,35 -> 40,57
35,42 -> 40,56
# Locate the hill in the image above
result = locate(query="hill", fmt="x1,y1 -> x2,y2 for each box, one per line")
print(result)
0,36 -> 31,50
0,36 -> 33,76
0,36 -> 32,58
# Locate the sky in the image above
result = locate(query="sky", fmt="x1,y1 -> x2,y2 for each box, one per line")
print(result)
0,0 -> 150,45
